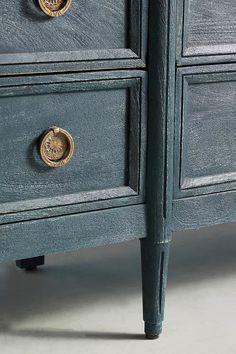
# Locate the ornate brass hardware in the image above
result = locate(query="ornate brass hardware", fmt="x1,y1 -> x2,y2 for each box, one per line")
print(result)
38,0 -> 72,17
39,127 -> 74,168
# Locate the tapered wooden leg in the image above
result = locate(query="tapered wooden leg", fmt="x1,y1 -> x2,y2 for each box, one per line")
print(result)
141,239 -> 170,339
16,256 -> 45,271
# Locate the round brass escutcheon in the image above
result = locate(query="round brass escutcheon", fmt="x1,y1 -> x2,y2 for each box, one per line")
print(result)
39,127 -> 74,168
38,0 -> 72,17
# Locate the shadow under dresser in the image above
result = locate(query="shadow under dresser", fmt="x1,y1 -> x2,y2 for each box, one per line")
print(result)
0,0 -> 235,339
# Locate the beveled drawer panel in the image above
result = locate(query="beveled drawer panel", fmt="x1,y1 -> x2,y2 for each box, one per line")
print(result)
0,0 -> 147,73
0,71 -> 147,223
175,65 -> 236,198
177,0 -> 236,64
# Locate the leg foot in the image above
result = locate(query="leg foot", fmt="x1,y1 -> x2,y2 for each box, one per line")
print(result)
16,256 -> 45,271
141,240 -> 170,339
145,322 -> 162,339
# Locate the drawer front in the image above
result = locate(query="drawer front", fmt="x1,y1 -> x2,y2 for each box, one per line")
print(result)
0,71 -> 146,223
0,0 -> 147,72
175,65 -> 236,198
177,0 -> 236,64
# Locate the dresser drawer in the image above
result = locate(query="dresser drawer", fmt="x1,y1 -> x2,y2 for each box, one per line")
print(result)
0,71 -> 146,223
174,65 -> 236,198
177,0 -> 236,64
0,0 -> 147,74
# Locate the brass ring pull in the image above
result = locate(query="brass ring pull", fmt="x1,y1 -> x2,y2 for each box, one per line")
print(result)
39,127 -> 74,168
38,0 -> 72,17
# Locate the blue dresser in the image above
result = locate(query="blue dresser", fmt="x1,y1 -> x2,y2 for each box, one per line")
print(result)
0,0 -> 235,339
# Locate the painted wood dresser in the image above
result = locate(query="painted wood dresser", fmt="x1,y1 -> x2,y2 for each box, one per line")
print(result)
0,0 -> 235,339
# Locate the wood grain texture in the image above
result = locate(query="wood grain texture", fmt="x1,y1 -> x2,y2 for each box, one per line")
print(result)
0,58 -> 146,77
0,71 -> 147,222
0,0 -> 127,52
0,0 -> 178,341
0,0 -> 148,73
0,84 -> 129,199
174,65 -> 236,198
172,190 -> 236,231
140,0 -> 176,339
0,204 -> 147,262
145,0 -> 176,245
0,193 -> 144,226
177,0 -> 236,65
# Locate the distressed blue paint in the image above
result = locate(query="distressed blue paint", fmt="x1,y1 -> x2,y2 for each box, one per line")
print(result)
0,0 -> 235,340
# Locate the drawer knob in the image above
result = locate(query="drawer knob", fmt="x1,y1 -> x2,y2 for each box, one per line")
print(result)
38,0 -> 72,17
39,127 -> 74,168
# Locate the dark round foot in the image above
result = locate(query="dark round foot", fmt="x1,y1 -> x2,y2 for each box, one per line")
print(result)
25,266 -> 37,271
145,334 -> 159,340
144,322 -> 162,339
16,256 -> 45,270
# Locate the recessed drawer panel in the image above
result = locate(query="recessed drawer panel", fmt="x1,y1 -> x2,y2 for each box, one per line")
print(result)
178,0 -> 236,63
0,71 -> 146,222
175,65 -> 236,198
0,0 -> 147,71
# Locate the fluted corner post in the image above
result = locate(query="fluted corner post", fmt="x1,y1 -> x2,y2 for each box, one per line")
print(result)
142,0 -> 176,339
